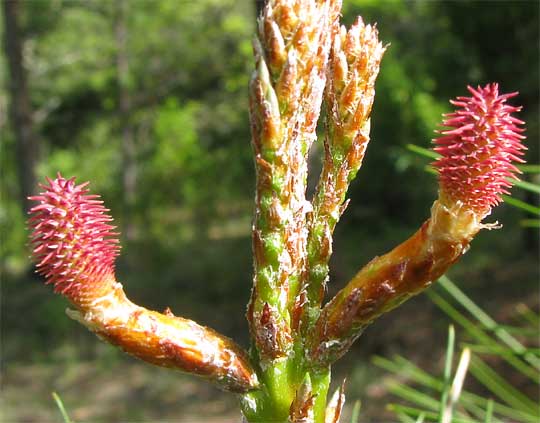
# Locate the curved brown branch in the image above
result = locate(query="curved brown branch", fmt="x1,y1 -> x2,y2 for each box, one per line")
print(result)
67,280 -> 259,393
308,200 -> 483,367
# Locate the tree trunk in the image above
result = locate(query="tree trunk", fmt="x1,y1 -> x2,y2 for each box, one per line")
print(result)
2,0 -> 39,213
115,0 -> 137,241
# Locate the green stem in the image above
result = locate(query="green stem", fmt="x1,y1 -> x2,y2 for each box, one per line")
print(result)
311,369 -> 331,421
239,362 -> 331,422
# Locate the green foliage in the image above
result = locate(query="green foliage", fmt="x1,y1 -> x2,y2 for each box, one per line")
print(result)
374,276 -> 540,423
52,392 -> 73,423
149,99 -> 203,203
0,185 -> 27,272
3,0 -> 537,262
350,400 -> 362,423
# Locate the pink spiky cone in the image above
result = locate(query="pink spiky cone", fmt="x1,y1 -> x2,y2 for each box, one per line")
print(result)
28,175 -> 258,392
434,83 -> 526,218
29,174 -> 119,307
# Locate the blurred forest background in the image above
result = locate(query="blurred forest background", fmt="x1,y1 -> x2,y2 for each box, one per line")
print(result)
1,0 -> 538,421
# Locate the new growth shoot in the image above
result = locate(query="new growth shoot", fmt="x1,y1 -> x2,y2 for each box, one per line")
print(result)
28,1 -> 526,421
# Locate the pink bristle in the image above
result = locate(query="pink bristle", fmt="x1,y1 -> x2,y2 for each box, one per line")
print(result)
433,83 -> 526,216
28,175 -> 120,301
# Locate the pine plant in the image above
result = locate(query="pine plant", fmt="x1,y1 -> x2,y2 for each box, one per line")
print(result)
28,1 -> 526,421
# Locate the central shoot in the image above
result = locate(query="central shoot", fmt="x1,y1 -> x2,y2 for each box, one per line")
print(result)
244,1 -> 385,420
